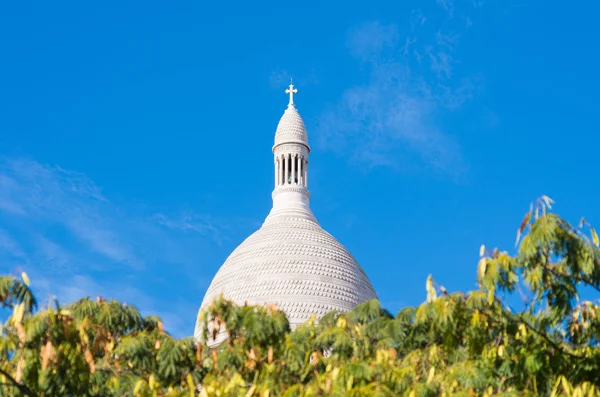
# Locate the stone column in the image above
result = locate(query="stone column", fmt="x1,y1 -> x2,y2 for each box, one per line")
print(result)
297,155 -> 302,185
304,158 -> 308,187
284,154 -> 289,185
279,155 -> 284,186
291,154 -> 296,184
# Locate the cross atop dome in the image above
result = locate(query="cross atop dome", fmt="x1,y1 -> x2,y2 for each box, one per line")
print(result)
285,82 -> 298,106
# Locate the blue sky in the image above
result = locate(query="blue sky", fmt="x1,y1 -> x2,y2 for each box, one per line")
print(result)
1,0 -> 599,336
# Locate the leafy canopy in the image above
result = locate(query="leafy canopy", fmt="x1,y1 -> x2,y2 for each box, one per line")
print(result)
1,196 -> 599,396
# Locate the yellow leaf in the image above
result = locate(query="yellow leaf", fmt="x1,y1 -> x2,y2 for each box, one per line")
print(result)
427,367 -> 435,384
498,345 -> 504,357
41,341 -> 55,370
561,375 -> 571,394
311,351 -> 319,366
16,323 -> 26,344
212,349 -> 218,371
13,302 -> 25,324
479,244 -> 485,257
15,356 -> 24,382
519,211 -> 531,232
245,385 -> 256,397
85,349 -> 96,373
347,375 -> 354,390
426,275 -> 437,303
149,374 -> 158,390
478,258 -> 487,280
21,272 -> 30,286
133,379 -> 144,394
429,345 -> 437,360
487,287 -> 495,305
186,374 -> 195,397
515,210 -> 532,246
591,227 -> 599,247
332,367 -> 340,379
541,195 -> 554,208
550,376 -> 561,397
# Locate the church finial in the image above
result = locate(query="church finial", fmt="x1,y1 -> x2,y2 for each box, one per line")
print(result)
285,81 -> 298,107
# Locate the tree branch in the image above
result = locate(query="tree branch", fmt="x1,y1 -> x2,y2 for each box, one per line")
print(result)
480,302 -> 586,360
516,316 -> 585,360
0,368 -> 38,397
545,266 -> 600,294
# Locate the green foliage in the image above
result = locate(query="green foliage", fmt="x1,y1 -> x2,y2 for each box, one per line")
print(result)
1,196 -> 599,396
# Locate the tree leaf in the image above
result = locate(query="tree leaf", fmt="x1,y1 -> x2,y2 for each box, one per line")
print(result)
15,356 -> 24,383
478,258 -> 487,281
541,195 -> 554,208
426,275 -> 437,303
591,227 -> 599,247
187,373 -> 195,396
268,346 -> 273,364
427,367 -> 435,384
519,211 -> 531,233
245,385 -> 256,397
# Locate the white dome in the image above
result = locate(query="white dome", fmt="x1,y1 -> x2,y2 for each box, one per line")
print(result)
194,84 -> 377,343
274,105 -> 310,148
196,216 -> 377,335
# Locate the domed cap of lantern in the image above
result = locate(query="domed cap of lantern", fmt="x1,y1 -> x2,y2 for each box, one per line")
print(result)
273,83 -> 309,150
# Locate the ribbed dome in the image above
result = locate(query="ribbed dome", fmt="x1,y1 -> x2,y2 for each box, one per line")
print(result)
274,105 -> 309,148
195,216 -> 377,342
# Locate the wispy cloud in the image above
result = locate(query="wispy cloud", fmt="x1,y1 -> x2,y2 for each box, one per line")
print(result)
0,227 -> 26,261
0,156 -> 255,336
30,272 -> 193,336
437,0 -> 455,17
316,1 -> 484,178
0,158 -> 136,265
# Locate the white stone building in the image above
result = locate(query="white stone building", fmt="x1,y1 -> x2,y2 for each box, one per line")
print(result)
194,84 -> 377,344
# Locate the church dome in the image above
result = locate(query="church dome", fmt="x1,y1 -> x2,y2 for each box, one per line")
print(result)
198,216 -> 377,328
274,105 -> 309,148
195,84 -> 377,344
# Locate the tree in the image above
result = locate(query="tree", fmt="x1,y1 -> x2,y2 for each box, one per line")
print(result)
1,196 -> 599,396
